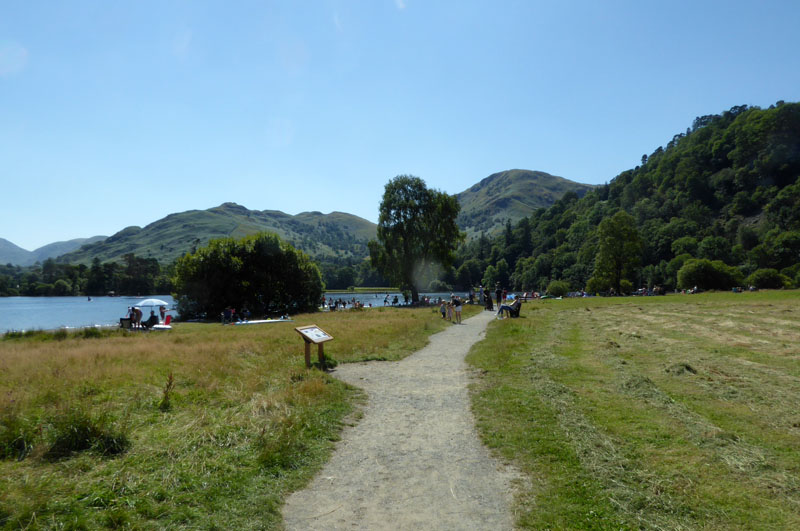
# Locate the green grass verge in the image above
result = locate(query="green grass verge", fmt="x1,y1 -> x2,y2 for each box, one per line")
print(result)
467,291 -> 800,529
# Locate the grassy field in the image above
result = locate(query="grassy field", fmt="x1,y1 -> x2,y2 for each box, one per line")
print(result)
0,304 -> 476,529
5,294 -> 798,529
468,291 -> 800,529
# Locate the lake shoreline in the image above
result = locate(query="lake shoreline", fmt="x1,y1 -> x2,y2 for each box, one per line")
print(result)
0,295 -> 175,333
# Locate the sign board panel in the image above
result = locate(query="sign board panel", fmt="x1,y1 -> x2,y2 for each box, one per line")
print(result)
295,325 -> 334,344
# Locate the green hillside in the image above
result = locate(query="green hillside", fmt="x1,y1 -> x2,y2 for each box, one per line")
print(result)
456,169 -> 594,237
57,203 -> 377,265
0,237 -> 106,266
451,101 -> 800,293
0,239 -> 32,266
30,237 -> 106,264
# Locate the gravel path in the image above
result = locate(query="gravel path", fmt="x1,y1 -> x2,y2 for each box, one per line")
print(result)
282,310 -> 517,530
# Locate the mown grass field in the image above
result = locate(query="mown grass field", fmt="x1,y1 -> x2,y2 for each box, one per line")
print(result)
0,305 -> 475,529
468,291 -> 800,529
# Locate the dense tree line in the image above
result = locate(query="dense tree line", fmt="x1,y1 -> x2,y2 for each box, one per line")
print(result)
0,245 -> 385,300
0,254 -> 173,297
317,257 -> 389,290
447,102 -> 800,294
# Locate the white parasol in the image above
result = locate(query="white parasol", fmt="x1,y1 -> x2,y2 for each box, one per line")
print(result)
135,298 -> 170,307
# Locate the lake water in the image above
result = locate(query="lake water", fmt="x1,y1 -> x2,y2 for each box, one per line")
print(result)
0,291 -> 472,333
0,295 -> 175,333
323,291 -> 469,308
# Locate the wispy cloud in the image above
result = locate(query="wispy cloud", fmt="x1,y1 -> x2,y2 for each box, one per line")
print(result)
394,0 -> 406,10
0,41 -> 29,76
333,12 -> 343,32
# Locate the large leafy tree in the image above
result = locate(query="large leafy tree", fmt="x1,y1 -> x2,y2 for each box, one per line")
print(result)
590,211 -> 643,293
173,232 -> 323,318
368,175 -> 463,303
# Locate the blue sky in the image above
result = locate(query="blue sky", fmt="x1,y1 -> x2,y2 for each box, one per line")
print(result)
2,0 -> 799,251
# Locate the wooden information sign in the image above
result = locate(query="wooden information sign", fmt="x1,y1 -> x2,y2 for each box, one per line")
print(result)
295,325 -> 334,368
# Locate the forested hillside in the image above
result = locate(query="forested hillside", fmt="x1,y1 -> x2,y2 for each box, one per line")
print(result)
449,102 -> 800,294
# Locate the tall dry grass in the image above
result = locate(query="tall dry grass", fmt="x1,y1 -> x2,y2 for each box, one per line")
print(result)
0,304 -> 466,528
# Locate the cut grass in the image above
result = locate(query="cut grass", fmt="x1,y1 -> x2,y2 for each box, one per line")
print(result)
0,304 -> 478,528
468,291 -> 800,529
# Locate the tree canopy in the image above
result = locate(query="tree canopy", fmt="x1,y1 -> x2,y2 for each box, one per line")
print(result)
448,101 -> 800,295
0,255 -> 173,297
173,232 -> 323,319
590,211 -> 642,293
368,175 -> 463,302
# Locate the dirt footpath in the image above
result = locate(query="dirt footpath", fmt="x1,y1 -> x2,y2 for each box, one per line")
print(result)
283,310 -> 517,530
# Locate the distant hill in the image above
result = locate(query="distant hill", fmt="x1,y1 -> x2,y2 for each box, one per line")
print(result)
455,169 -> 594,237
4,171 -> 593,267
0,239 -> 31,266
0,236 -> 106,266
56,203 -> 378,265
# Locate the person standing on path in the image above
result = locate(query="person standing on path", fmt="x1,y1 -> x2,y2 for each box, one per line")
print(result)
495,282 -> 503,307
453,295 -> 463,324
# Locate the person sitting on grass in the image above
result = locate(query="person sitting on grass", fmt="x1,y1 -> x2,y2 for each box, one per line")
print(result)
496,297 -> 522,319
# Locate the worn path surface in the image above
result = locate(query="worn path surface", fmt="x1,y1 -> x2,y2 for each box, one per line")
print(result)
283,310 -> 517,530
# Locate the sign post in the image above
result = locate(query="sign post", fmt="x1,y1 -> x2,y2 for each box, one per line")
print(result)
294,325 -> 334,369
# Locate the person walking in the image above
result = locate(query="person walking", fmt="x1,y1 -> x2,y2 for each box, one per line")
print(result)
495,283 -> 503,307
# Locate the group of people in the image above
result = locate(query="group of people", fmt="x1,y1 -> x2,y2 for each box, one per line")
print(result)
221,307 -> 251,324
327,297 -> 369,311
439,294 -> 464,324
125,305 -> 167,330
474,283 -> 524,319
383,294 -> 401,306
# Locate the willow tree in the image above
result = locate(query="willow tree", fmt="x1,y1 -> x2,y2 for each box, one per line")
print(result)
368,175 -> 463,303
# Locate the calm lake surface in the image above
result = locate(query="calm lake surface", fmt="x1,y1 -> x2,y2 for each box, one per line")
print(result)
0,295 -> 175,333
0,291 -> 471,333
